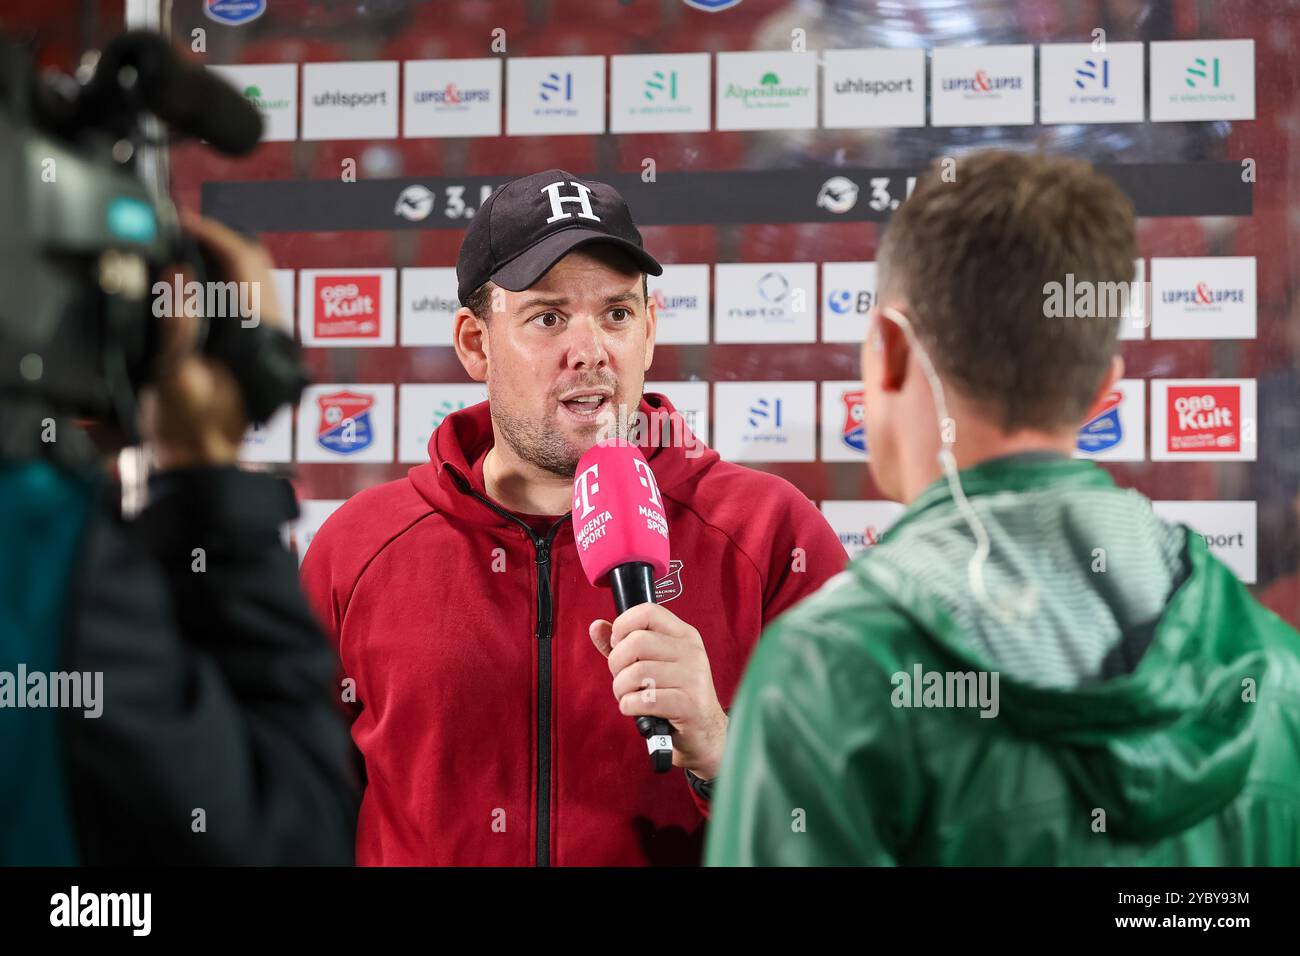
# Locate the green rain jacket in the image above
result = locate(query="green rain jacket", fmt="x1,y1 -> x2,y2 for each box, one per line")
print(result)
706,456 -> 1300,865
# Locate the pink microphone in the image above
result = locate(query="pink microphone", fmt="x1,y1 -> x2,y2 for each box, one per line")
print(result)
573,439 -> 674,772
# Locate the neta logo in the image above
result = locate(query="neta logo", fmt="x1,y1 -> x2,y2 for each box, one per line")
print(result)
573,463 -> 600,519
540,181 -> 600,224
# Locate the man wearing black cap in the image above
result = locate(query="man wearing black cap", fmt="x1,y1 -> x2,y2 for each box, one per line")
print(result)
301,170 -> 846,866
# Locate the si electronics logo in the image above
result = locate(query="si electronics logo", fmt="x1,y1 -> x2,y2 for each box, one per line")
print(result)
1167,385 -> 1240,453
748,397 -> 783,430
317,391 -> 375,455
205,0 -> 266,25
654,560 -> 684,603
645,71 -> 679,101
841,389 -> 866,453
1187,57 -> 1221,88
540,72 -> 574,102
1077,390 -> 1123,453
314,275 -> 381,338
1075,58 -> 1110,89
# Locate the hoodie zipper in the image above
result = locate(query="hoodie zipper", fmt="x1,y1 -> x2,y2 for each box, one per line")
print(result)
457,479 -> 569,867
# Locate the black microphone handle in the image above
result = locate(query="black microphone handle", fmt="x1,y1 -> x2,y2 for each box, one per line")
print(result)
608,563 -> 674,774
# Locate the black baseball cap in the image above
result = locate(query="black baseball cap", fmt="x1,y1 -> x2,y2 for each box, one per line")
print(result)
456,169 -> 663,305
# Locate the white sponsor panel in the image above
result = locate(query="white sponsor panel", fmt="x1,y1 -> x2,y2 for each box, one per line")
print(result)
1151,500 -> 1257,584
610,53 -> 710,133
265,268 -> 295,330
931,45 -> 1035,127
301,61 -> 398,140
716,51 -> 817,131
296,383 -> 395,463
649,264 -> 710,345
1119,258 -> 1146,341
506,56 -> 606,135
399,383 -> 488,463
400,267 -> 460,346
820,380 -> 869,462
1074,378 -> 1145,462
295,499 -> 347,567
298,269 -> 396,347
209,63 -> 298,141
1150,378 -> 1257,462
821,261 -> 876,343
403,58 -> 502,138
1151,39 -> 1255,122
713,381 -> 815,462
822,49 -> 925,129
820,500 -> 905,558
714,262 -> 816,343
1039,42 -> 1144,124
238,405 -> 293,463
645,380 -> 710,448
1151,256 -> 1256,340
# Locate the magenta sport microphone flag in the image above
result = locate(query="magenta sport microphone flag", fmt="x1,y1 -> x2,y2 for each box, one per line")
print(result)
572,438 -> 669,588
572,438 -> 675,772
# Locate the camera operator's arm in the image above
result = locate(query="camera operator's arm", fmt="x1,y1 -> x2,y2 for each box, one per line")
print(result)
64,214 -> 359,864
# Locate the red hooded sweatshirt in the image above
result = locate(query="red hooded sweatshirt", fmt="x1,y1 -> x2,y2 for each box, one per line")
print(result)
300,393 -> 846,866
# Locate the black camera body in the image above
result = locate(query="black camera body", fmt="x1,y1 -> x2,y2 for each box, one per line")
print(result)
0,30 -> 305,450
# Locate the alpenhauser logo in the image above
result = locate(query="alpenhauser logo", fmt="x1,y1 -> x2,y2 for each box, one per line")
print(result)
244,84 -> 290,111
725,72 -> 810,107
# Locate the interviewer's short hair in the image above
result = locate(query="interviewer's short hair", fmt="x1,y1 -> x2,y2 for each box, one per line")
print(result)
878,150 -> 1137,431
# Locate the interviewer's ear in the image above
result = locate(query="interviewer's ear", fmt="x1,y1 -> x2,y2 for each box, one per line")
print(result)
453,307 -> 489,383
872,308 -> 911,393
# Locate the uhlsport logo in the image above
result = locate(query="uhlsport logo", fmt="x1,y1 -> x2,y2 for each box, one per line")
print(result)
204,0 -> 265,25
841,388 -> 866,453
654,559 -> 684,603
817,176 -> 859,214
316,391 -> 376,455
942,69 -> 1023,97
1166,385 -> 1240,454
1077,390 -> 1124,454
314,275 -> 381,338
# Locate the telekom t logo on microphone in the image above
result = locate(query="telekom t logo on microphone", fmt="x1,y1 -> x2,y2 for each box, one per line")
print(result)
573,463 -> 600,519
633,458 -> 663,509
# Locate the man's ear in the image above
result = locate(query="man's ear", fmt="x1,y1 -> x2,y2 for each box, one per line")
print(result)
1083,354 -> 1125,416
453,308 -> 489,383
642,283 -> 657,373
876,311 -> 911,393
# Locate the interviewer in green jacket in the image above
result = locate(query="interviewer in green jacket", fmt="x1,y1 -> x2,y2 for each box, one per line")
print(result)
706,150 -> 1300,866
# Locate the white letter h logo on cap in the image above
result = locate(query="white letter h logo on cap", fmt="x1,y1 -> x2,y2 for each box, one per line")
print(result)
540,181 -> 600,224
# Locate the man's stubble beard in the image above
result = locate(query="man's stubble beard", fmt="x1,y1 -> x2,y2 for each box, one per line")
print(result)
489,385 -> 643,479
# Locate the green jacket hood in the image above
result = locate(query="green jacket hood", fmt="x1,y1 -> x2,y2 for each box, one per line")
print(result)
853,456 -> 1271,840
